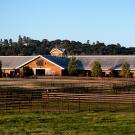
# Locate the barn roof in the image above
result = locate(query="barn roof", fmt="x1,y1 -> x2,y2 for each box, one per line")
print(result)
0,55 -> 69,70
1,55 -> 135,71
68,55 -> 135,70
43,55 -> 69,69
0,56 -> 38,69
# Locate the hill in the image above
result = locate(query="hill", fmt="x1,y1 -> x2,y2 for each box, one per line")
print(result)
0,36 -> 135,55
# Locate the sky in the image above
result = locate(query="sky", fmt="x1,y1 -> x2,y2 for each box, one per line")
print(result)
0,0 -> 135,47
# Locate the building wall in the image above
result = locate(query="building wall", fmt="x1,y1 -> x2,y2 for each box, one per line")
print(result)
19,56 -> 62,76
2,69 -> 15,74
130,70 -> 135,76
45,59 -> 62,76
102,70 -> 112,76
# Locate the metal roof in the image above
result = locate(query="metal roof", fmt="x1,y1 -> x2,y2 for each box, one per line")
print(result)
0,55 -> 69,70
43,55 -> 69,69
0,56 -> 38,69
68,55 -> 135,70
1,55 -> 135,71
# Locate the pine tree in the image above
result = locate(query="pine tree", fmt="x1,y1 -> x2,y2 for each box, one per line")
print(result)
9,38 -> 13,45
121,62 -> 132,78
91,61 -> 102,77
18,35 -> 23,45
68,57 -> 77,76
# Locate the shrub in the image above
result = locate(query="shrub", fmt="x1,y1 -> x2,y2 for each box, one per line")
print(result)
23,66 -> 34,77
91,61 -> 102,77
120,62 -> 132,78
68,57 -> 77,76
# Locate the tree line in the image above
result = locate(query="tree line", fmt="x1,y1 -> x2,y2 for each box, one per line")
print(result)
0,36 -> 135,56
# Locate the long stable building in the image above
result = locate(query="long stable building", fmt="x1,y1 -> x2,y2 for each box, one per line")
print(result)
1,48 -> 135,77
70,55 -> 135,76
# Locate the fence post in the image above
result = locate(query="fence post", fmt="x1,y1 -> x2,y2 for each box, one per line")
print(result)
18,101 -> 20,113
88,103 -> 90,112
61,96 -> 63,112
109,102 -> 112,112
78,97 -> 80,112
5,100 -> 7,112
132,97 -> 135,112
68,98 -> 70,112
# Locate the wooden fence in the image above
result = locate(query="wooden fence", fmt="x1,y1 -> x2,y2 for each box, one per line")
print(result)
0,78 -> 135,112
0,88 -> 135,112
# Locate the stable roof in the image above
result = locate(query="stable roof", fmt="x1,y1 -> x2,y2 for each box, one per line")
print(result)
0,56 -> 38,69
43,55 -> 69,69
1,55 -> 135,71
0,55 -> 69,70
68,55 -> 135,70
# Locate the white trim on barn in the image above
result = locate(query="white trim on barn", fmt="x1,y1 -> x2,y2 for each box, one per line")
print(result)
15,55 -> 64,70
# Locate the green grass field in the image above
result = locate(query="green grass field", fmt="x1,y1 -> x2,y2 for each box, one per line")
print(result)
0,112 -> 135,135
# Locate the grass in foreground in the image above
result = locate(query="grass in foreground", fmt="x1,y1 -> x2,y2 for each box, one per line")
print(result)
0,112 -> 135,135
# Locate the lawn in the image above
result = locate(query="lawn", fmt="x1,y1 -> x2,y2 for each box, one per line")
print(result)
0,112 -> 135,135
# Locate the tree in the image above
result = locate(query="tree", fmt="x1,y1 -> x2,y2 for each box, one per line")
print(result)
18,35 -> 23,45
9,38 -> 13,45
91,61 -> 102,77
23,66 -> 34,77
86,40 -> 90,44
1,36 -> 135,56
120,62 -> 132,78
68,57 -> 77,76
3,39 -> 9,46
22,36 -> 27,43
0,39 -> 2,45
0,60 -> 2,77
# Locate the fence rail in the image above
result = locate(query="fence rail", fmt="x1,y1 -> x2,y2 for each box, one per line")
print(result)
0,89 -> 135,112
0,78 -> 135,112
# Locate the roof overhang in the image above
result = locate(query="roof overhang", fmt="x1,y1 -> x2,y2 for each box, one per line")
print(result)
1,68 -> 15,70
